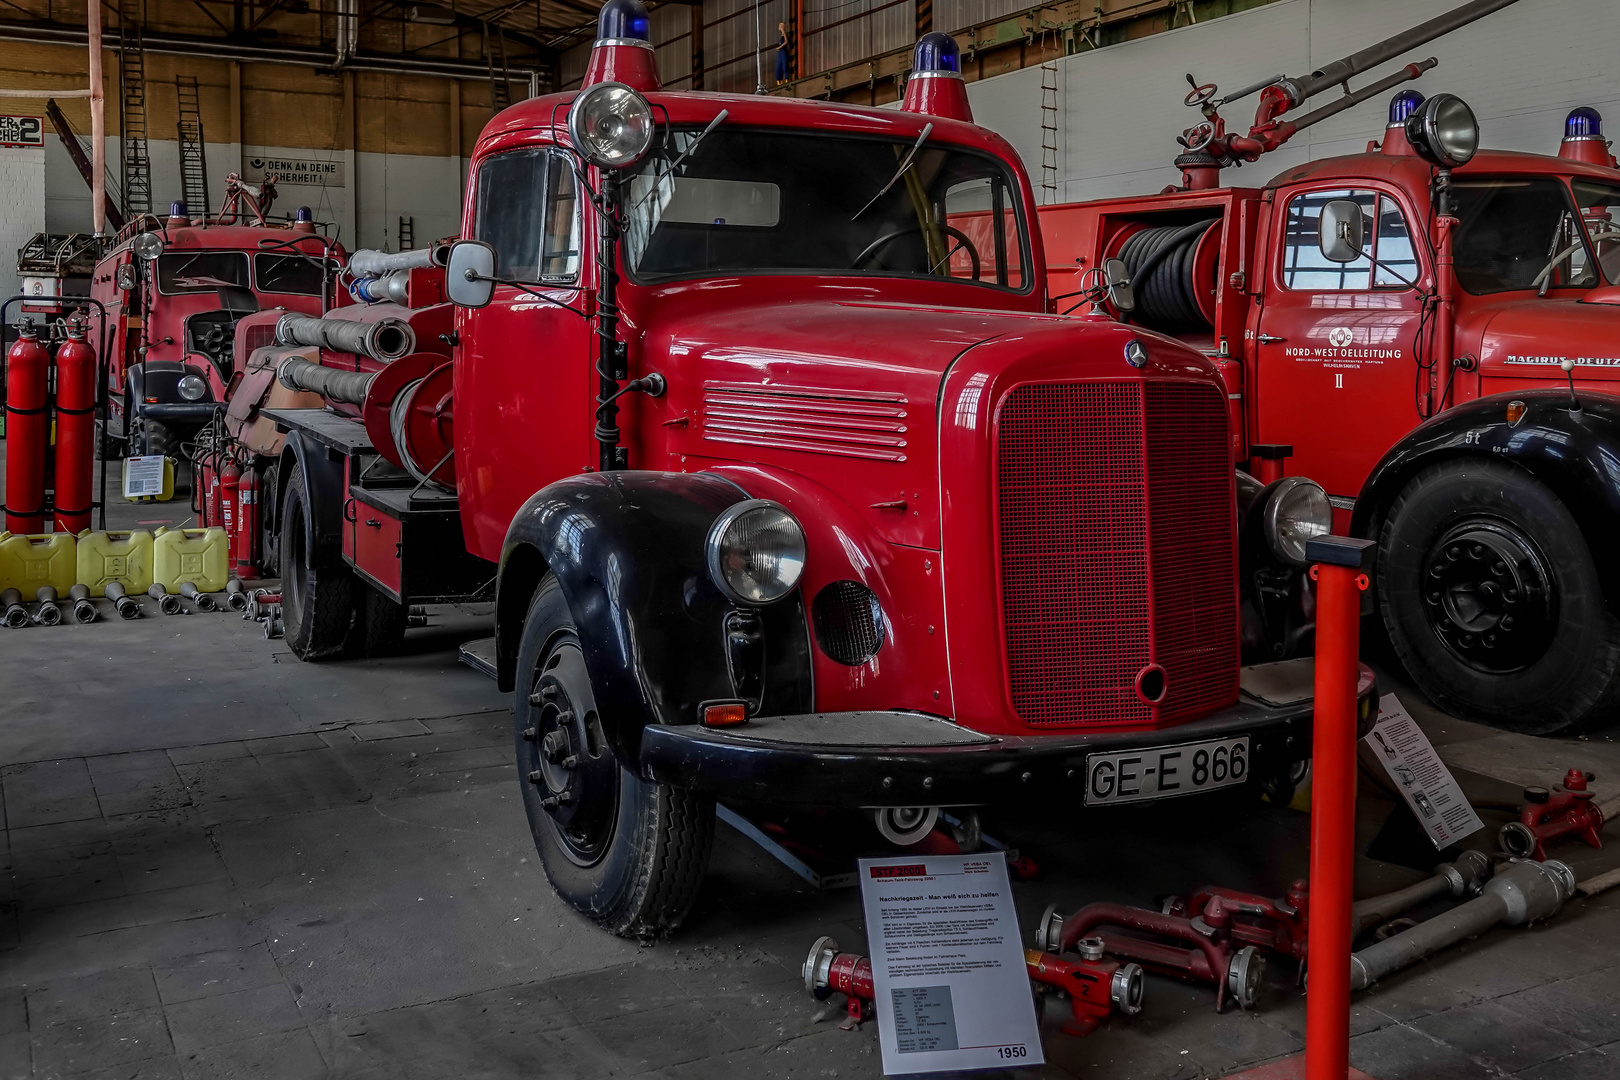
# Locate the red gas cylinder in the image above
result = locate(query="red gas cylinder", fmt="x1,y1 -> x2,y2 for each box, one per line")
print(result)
235,464 -> 260,580
53,315 -> 97,535
220,457 -> 240,543
5,322 -> 49,534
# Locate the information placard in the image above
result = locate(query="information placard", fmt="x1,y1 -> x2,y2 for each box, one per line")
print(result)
1365,693 -> 1485,848
857,852 -> 1044,1075
124,455 -> 167,498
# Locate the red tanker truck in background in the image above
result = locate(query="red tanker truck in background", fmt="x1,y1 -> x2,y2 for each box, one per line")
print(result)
207,0 -> 1385,938
1039,0 -> 1620,735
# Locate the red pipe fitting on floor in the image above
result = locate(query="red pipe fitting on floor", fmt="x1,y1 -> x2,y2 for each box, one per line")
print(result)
1498,769 -> 1617,861
802,935 -> 1144,1037
1037,900 -> 1265,1012
1166,880 -> 1310,966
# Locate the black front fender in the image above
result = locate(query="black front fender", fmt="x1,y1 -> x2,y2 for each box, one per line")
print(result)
496,470 -> 814,762
1352,389 -> 1620,602
277,429 -> 347,570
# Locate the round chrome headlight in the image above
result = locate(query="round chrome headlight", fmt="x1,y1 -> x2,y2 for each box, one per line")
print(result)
567,81 -> 655,169
706,499 -> 806,605
1406,92 -> 1478,169
177,374 -> 208,401
133,231 -> 165,262
1264,477 -> 1332,565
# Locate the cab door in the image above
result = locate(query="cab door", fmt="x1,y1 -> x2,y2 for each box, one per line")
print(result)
455,146 -> 594,563
1249,185 -> 1428,503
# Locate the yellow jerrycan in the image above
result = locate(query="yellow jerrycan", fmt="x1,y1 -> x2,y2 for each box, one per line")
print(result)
0,532 -> 78,594
75,529 -> 156,595
153,526 -> 230,592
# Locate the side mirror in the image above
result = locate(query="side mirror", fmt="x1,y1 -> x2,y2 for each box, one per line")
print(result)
1318,199 -> 1366,264
1103,257 -> 1135,313
445,240 -> 496,309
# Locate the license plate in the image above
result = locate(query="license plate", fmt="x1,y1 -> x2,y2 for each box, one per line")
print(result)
1083,736 -> 1250,806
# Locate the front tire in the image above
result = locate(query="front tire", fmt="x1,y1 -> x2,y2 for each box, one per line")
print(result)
280,468 -> 356,660
1378,461 -> 1620,733
513,575 -> 714,939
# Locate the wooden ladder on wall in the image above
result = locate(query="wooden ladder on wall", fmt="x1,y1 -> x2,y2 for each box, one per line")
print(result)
118,0 -> 152,218
175,75 -> 209,215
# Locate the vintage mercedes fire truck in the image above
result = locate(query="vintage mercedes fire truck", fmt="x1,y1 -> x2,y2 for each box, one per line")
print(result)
1040,0 -> 1620,735
215,0 -> 1378,937
88,178 -> 344,461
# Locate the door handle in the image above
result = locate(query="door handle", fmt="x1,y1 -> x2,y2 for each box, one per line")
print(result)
1257,334 -> 1287,344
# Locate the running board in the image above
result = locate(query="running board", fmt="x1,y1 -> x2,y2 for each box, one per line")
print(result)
458,635 -> 497,680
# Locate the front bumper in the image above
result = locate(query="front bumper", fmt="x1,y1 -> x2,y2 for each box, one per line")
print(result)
137,401 -> 219,423
640,660 -> 1376,808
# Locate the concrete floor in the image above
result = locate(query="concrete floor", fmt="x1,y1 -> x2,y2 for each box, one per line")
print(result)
3,475 -> 1620,1078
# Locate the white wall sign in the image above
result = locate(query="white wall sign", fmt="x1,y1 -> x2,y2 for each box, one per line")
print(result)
857,852 -> 1044,1075
1365,693 -> 1486,848
243,154 -> 345,187
0,115 -> 44,147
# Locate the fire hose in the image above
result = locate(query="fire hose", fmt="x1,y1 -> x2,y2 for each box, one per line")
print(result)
1115,220 -> 1219,332
1038,900 -> 1266,1011
802,935 -> 1144,1037
1500,769 -> 1620,861
105,581 -> 140,620
277,357 -> 374,405
348,244 -> 450,278
1,588 -> 28,628
68,584 -> 96,624
1349,859 -> 1575,990
274,312 -> 415,363
179,581 -> 217,612
32,586 -> 61,626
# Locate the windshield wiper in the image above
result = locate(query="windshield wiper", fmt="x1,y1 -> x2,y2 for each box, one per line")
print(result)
630,109 -> 729,216
852,122 -> 933,221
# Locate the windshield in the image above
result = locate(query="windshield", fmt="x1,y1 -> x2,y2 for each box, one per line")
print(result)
254,252 -> 337,296
156,251 -> 250,294
1451,177 -> 1620,295
623,128 -> 1030,292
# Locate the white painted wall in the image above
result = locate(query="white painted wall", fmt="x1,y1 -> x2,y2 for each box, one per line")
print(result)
966,0 -> 1620,205
1,144 -> 47,302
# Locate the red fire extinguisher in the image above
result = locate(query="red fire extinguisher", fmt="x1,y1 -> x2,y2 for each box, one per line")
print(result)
5,322 -> 49,534
53,315 -> 96,535
204,453 -> 221,527
221,456 -> 240,546
235,464 -> 260,580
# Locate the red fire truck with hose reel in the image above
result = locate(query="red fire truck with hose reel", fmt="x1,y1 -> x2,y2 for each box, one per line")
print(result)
1039,0 -> 1620,734
211,0 -> 1379,937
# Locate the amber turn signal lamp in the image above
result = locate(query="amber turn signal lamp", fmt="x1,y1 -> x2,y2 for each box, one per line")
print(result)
1506,400 -> 1526,426
703,703 -> 748,728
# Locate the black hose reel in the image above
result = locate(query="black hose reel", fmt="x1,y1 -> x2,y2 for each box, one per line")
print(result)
1114,219 -> 1221,333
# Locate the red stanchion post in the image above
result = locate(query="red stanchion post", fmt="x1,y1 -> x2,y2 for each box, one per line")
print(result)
1304,535 -> 1375,1080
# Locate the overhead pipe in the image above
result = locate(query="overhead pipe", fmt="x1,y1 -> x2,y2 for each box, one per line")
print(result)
32,586 -> 62,626
1,589 -> 29,628
68,584 -> 97,623
1349,859 -> 1575,991
0,21 -> 551,82
105,581 -> 140,620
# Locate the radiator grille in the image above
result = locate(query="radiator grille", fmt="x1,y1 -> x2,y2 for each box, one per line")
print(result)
1145,381 -> 1239,722
244,323 -> 275,356
995,379 -> 1236,728
701,383 -> 908,462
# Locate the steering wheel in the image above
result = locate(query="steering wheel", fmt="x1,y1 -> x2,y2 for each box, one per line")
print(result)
1532,227 -> 1620,294
850,225 -> 982,280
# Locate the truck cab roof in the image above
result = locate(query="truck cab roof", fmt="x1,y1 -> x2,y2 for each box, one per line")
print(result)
1263,147 -> 1620,193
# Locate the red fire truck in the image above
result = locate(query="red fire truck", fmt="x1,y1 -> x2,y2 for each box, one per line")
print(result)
1040,0 -> 1620,735
223,0 -> 1379,937
89,178 -> 344,462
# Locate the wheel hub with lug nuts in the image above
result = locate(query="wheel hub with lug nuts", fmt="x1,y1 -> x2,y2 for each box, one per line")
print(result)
1421,520 -> 1556,674
522,639 -> 617,863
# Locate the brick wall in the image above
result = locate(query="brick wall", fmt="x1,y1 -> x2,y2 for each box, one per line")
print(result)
0,143 -> 46,302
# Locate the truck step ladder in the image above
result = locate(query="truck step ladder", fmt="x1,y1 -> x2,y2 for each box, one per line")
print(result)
175,75 -> 209,215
